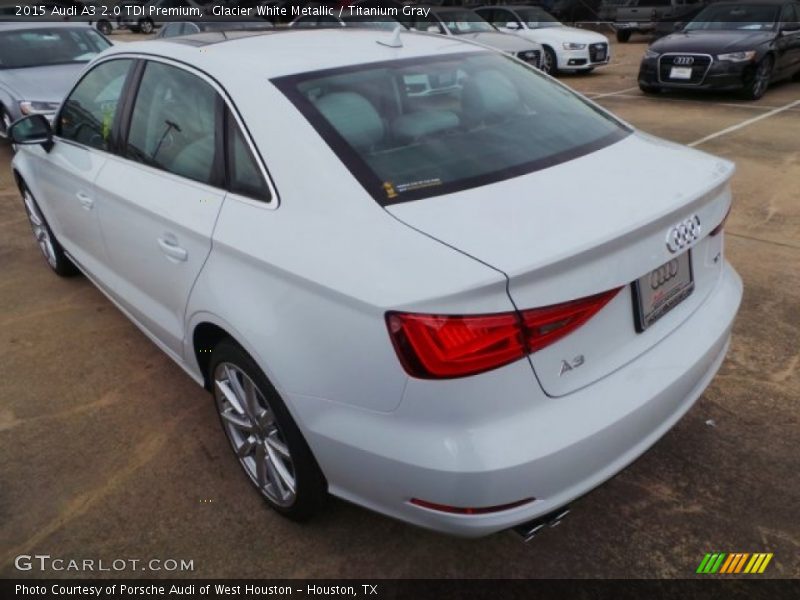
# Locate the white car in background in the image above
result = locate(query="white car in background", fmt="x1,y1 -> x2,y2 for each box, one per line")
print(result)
404,7 -> 544,70
9,29 -> 741,538
475,5 -> 611,74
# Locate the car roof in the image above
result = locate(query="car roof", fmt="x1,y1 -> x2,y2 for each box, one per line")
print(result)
102,28 -> 485,80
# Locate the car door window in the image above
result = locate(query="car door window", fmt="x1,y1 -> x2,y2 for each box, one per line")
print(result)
125,61 -> 221,186
226,113 -> 270,202
489,9 -> 516,28
160,23 -> 178,37
780,4 -> 798,26
415,15 -> 445,34
58,59 -> 133,151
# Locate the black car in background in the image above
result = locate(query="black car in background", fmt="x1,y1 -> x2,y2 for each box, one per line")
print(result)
638,0 -> 800,99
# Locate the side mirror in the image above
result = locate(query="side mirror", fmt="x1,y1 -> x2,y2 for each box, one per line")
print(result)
9,114 -> 53,151
505,22 -> 521,30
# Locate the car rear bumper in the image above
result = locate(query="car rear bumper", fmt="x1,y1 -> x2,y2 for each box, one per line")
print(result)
291,261 -> 742,537
617,21 -> 656,32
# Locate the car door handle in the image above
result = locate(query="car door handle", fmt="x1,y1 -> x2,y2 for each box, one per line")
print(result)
76,191 -> 94,210
157,236 -> 188,262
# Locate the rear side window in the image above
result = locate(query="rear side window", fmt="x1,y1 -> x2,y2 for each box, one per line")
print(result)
58,59 -> 133,151
226,113 -> 270,202
125,61 -> 221,186
274,52 -> 628,205
781,3 -> 799,23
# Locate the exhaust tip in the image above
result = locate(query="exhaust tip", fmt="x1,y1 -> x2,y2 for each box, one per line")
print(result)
512,507 -> 571,542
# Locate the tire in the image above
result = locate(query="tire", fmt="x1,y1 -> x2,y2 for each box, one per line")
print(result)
96,20 -> 112,36
0,104 -> 12,143
210,339 -> 327,521
742,55 -> 773,101
541,46 -> 558,75
19,183 -> 79,277
616,29 -> 632,43
639,83 -> 661,94
139,19 -> 154,34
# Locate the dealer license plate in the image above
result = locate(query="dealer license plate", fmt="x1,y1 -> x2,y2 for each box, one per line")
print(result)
669,66 -> 693,80
632,251 -> 694,332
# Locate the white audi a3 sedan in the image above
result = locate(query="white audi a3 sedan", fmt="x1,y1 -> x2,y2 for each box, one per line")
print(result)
10,28 -> 742,538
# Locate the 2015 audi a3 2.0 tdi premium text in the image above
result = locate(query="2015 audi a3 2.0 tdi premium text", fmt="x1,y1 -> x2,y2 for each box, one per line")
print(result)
9,28 -> 742,538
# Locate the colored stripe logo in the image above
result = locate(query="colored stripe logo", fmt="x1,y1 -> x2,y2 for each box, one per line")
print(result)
696,553 -> 773,574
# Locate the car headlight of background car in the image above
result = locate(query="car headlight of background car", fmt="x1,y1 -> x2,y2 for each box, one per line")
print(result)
563,42 -> 587,50
644,49 -> 660,59
717,50 -> 756,62
19,101 -> 61,116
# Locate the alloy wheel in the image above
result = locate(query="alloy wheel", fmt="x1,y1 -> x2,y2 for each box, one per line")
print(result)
751,57 -> 773,99
542,50 -> 555,74
23,191 -> 57,268
0,109 -> 11,139
214,362 -> 296,507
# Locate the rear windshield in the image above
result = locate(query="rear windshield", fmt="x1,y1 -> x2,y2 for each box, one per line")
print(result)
274,52 -> 629,205
0,28 -> 111,69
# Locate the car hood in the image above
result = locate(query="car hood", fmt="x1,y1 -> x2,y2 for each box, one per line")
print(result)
520,26 -> 607,45
386,131 -> 733,280
0,63 -> 86,103
457,31 -> 541,52
652,30 -> 775,54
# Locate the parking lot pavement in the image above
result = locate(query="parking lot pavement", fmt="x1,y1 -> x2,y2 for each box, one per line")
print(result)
1,38 -> 798,579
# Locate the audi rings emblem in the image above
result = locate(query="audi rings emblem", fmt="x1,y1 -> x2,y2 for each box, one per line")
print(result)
666,215 -> 701,253
674,56 -> 695,65
650,259 -> 679,290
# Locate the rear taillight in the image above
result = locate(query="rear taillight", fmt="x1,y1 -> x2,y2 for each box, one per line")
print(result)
520,289 -> 621,353
386,311 -> 525,379
710,205 -> 731,237
386,288 -> 620,379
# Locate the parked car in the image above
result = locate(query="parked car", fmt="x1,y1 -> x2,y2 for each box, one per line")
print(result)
475,4 -> 610,73
9,28 -> 742,538
548,0 -> 602,22
638,0 -> 800,99
156,18 -> 274,38
0,22 -> 111,141
401,6 -> 544,69
118,0 -> 193,33
289,0 -> 407,30
615,0 -> 707,42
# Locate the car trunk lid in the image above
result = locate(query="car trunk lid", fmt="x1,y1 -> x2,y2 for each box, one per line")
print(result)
387,132 -> 734,396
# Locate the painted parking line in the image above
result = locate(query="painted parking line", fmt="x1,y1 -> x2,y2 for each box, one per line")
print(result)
688,99 -> 800,147
585,86 -> 640,99
598,93 -> 794,112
